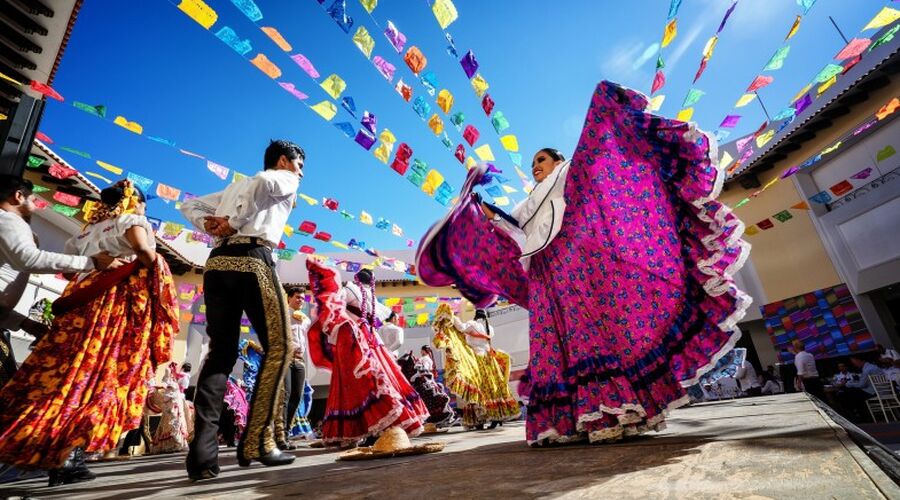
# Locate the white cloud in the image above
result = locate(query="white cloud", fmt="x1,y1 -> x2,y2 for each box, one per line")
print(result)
600,39 -> 650,85
666,20 -> 706,72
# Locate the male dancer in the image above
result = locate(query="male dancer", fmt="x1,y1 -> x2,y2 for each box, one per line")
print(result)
276,287 -> 310,448
181,140 -> 303,480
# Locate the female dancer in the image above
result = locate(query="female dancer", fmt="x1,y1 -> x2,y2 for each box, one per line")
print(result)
148,363 -> 193,453
0,180 -> 178,482
305,260 -> 428,446
417,81 -> 750,445
397,351 -> 455,428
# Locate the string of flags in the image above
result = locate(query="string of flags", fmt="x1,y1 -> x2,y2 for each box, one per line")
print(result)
721,4 -> 900,177
422,0 -> 533,194
170,0 -> 466,208
673,1 -> 739,123
346,0 -> 527,197
729,93 -> 898,219
647,0 -> 682,111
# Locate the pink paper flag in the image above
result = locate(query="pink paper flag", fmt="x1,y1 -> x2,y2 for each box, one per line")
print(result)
834,38 -> 872,60
32,197 -> 50,210
48,163 -> 78,179
278,82 -> 308,100
52,191 -> 81,207
651,70 -> 666,94
291,53 -> 320,78
746,75 -> 774,92
207,160 -> 229,180
736,135 -> 753,153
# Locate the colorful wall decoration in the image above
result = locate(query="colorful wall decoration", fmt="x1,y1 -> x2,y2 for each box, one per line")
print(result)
763,283 -> 874,362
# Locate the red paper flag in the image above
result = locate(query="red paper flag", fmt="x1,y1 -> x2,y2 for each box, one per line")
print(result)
651,70 -> 666,94
277,241 -> 287,249
322,198 -> 339,211
395,143 -> 413,161
756,218 -> 774,230
52,191 -> 81,207
298,221 -> 317,234
830,180 -> 853,196
30,80 -> 64,101
463,125 -> 480,146
32,197 -> 50,210
35,131 -> 53,144
746,75 -> 774,92
481,94 -> 495,116
299,245 -> 316,254
391,158 -> 410,175
313,231 -> 332,242
49,163 -> 77,179
693,59 -> 708,83
455,144 -> 465,163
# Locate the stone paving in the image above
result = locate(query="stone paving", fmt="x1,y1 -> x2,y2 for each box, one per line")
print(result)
2,393 -> 898,499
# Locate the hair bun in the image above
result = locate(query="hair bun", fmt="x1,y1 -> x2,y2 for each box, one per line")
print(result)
100,185 -> 125,207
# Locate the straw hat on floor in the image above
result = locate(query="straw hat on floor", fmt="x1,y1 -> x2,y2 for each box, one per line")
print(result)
420,423 -> 449,435
338,427 -> 444,461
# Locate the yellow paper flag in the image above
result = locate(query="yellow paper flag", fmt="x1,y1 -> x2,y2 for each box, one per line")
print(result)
785,15 -> 801,40
791,84 -> 812,103
492,196 -> 510,206
284,225 -> 294,237
471,73 -> 489,98
178,0 -> 217,30
416,312 -> 429,325
0,71 -> 23,86
735,93 -> 756,108
379,128 -> 396,146
84,172 -> 112,184
437,89 -> 454,113
431,0 -> 458,29
415,303 -> 426,310
310,101 -> 337,121
817,76 -> 837,96
500,135 -> 519,152
113,116 -> 143,134
360,211 -> 373,225
373,142 -> 391,163
863,7 -> 900,31
662,18 -> 677,48
427,114 -> 444,135
647,94 -> 665,112
702,36 -> 719,60
502,184 -> 518,194
676,108 -> 694,121
352,26 -> 375,58
298,193 -> 318,205
96,160 -> 123,175
762,176 -> 779,190
465,157 -> 477,169
384,298 -> 401,306
474,144 -> 495,161
422,170 -> 445,196
744,225 -> 759,236
331,241 -> 349,249
718,151 -> 734,169
240,326 -> 250,333
261,27 -> 292,51
360,0 -> 377,13
756,130 -> 775,148
320,74 -> 347,99
251,54 -> 281,79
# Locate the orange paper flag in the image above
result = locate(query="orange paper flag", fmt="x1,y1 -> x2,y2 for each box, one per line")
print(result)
251,53 -> 281,79
261,27 -> 292,51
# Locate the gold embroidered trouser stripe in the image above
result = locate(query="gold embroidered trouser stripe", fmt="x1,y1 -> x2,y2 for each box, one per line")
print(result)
204,255 -> 291,458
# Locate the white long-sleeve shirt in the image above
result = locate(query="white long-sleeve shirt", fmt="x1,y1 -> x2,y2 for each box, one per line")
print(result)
379,323 -> 404,357
179,169 -> 299,247
794,351 -> 818,378
0,209 -> 94,329
734,360 -> 761,391
290,309 -> 310,362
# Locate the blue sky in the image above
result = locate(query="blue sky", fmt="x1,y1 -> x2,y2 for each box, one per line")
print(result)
40,0 -> 892,252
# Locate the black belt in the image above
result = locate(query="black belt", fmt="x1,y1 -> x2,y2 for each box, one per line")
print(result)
216,236 -> 275,249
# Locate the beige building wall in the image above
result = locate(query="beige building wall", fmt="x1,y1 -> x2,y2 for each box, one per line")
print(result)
719,79 -> 900,304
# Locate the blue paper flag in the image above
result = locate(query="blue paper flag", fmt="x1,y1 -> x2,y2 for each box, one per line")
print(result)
341,96 -> 357,117
127,172 -> 153,193
808,191 -> 832,204
231,0 -> 263,21
327,0 -> 353,33
334,122 -> 355,138
215,26 -> 253,56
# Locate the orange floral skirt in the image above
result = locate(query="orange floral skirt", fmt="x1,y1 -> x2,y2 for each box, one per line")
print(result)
0,259 -> 178,469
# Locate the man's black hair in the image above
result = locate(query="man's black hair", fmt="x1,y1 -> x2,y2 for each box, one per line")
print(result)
264,140 -> 305,170
0,175 -> 33,201
288,287 -> 304,298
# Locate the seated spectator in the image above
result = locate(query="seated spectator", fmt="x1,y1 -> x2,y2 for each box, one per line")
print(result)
760,371 -> 783,395
884,359 -> 900,385
832,363 -> 856,386
843,356 -> 884,395
877,344 -> 900,362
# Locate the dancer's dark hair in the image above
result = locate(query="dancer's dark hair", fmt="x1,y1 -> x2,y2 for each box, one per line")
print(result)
264,139 -> 305,170
537,148 -> 566,162
0,175 -> 33,201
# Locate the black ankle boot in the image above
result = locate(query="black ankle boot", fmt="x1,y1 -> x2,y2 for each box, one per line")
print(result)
47,448 -> 97,487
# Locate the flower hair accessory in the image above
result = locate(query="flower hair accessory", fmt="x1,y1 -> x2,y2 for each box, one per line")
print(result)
84,180 -> 143,226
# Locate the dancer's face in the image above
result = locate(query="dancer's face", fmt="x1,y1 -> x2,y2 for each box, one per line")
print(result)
531,151 -> 562,183
288,292 -> 303,310
276,154 -> 305,179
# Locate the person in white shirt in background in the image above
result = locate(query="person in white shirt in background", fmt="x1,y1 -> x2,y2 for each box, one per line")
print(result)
882,359 -> 900,385
181,140 -> 303,480
791,339 -> 823,399
379,313 -> 404,358
281,287 -> 310,449
831,363 -> 856,386
0,175 -> 121,386
734,359 -> 762,397
877,344 -> 900,362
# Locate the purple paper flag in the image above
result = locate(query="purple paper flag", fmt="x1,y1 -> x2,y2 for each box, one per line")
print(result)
384,21 -> 407,53
460,50 -> 479,79
780,165 -> 800,178
717,1 -> 737,33
720,114 -> 741,128
355,129 -> 376,150
278,82 -> 308,100
291,53 -> 319,78
850,167 -> 873,180
373,56 -> 396,81
794,93 -> 812,115
361,111 -> 377,134
736,135 -> 754,152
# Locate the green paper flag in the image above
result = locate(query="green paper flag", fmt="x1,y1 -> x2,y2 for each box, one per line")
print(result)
52,204 -> 80,217
814,64 -> 843,83
32,185 -> 50,193
772,210 -> 793,223
656,56 -> 665,70
733,198 -> 750,209
764,46 -> 790,71
59,147 -> 91,159
683,88 -> 705,107
26,155 -> 45,168
869,24 -> 899,53
876,145 -> 896,162
72,101 -> 107,118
